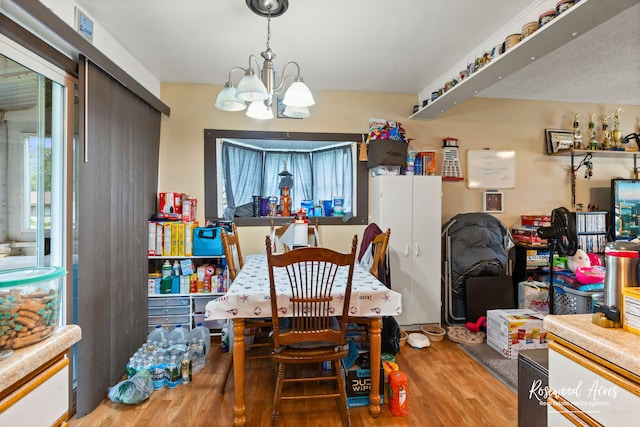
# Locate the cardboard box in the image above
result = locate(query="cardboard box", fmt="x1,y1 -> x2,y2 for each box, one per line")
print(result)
487,309 -> 547,359
623,287 -> 640,336
526,253 -> 550,268
343,358 -> 384,408
511,227 -> 547,245
182,196 -> 197,222
158,192 -> 184,220
521,215 -> 551,227
148,221 -> 157,256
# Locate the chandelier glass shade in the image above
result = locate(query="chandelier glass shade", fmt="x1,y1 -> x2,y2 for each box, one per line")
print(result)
246,100 -> 274,120
235,70 -> 268,102
214,82 -> 246,111
215,0 -> 314,119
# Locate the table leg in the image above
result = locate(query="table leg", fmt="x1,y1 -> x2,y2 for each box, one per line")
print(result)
233,318 -> 246,427
368,316 -> 382,417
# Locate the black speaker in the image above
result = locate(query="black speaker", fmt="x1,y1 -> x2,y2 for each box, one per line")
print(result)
464,275 -> 515,322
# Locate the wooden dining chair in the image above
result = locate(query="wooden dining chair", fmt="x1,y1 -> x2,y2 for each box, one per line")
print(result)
265,234 -> 358,427
348,228 -> 391,343
308,217 -> 320,247
219,224 -> 273,394
221,223 -> 244,280
367,228 -> 390,282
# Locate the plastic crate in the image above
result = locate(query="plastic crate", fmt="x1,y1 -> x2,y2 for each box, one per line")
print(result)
552,283 -> 602,315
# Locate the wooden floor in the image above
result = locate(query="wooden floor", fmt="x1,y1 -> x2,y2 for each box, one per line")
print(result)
67,336 -> 517,427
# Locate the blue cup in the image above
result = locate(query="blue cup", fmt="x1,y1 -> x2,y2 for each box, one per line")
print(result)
322,200 -> 333,216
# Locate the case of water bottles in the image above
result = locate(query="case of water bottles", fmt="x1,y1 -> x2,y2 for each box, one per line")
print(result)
126,323 -> 211,390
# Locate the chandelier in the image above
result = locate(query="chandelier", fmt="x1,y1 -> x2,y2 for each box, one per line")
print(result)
215,0 -> 315,119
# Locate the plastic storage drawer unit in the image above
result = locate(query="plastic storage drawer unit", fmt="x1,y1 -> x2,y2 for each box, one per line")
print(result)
148,306 -> 191,316
193,296 -> 215,312
148,315 -> 190,325
148,296 -> 190,307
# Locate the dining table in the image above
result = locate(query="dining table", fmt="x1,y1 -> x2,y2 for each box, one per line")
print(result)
205,252 -> 402,427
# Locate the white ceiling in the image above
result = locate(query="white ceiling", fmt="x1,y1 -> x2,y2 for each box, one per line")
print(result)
73,0 -> 531,92
39,0 -> 640,109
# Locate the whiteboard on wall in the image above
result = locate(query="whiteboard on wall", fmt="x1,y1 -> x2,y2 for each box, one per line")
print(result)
466,150 -> 516,189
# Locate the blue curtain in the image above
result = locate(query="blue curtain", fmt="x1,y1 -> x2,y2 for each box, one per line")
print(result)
312,145 -> 353,212
263,152 -> 312,212
222,142 -> 263,219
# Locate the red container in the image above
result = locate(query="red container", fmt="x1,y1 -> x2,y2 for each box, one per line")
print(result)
388,371 -> 408,416
158,192 -> 184,219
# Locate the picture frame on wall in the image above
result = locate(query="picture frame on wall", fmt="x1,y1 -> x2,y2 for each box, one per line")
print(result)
545,129 -> 574,154
276,97 -> 303,119
276,97 -> 287,118
483,191 -> 504,213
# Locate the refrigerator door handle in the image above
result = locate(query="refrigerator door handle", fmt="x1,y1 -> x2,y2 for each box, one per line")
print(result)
414,243 -> 420,257
404,243 -> 410,257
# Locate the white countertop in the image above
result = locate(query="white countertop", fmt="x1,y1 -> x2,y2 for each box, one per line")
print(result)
543,314 -> 640,378
0,324 -> 81,392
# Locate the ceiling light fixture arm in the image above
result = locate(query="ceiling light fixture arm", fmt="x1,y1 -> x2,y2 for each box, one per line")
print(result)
273,61 -> 303,94
225,66 -> 246,86
246,54 -> 262,78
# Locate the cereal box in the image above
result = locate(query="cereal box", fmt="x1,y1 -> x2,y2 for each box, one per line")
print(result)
487,309 -> 547,359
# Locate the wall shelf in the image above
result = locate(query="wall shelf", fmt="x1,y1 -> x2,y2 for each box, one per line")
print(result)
551,149 -> 638,174
550,149 -> 638,160
410,0 -> 639,121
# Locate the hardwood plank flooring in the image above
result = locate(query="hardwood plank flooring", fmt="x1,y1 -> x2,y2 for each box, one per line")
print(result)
67,336 -> 517,427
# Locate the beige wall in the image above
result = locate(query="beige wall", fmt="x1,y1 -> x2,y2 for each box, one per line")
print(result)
159,82 -> 640,254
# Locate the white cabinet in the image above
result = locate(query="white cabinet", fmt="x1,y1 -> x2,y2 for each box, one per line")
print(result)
0,357 -> 69,426
369,175 -> 442,326
0,326 -> 81,427
548,340 -> 640,426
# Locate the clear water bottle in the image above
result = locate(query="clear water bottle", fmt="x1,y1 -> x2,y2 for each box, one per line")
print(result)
147,325 -> 168,346
189,339 -> 204,374
181,348 -> 192,384
168,324 -> 190,346
166,355 -> 181,389
220,319 -> 234,353
190,323 -> 210,356
126,357 -> 137,378
197,339 -> 206,370
150,355 -> 167,390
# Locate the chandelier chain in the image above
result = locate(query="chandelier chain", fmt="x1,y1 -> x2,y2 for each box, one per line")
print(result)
266,8 -> 272,51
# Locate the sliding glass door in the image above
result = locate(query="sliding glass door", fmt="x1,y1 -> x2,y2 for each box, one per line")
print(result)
0,40 -> 77,318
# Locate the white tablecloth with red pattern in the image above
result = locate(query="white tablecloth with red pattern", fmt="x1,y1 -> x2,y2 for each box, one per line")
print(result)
205,253 -> 402,320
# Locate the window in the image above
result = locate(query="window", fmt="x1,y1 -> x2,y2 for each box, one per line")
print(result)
220,140 -> 354,219
204,130 -> 368,226
1,51 -> 69,268
24,135 -> 53,229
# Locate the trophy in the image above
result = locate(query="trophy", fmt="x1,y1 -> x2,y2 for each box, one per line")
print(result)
572,114 -> 583,149
588,114 -> 598,150
612,108 -> 623,148
601,115 -> 612,150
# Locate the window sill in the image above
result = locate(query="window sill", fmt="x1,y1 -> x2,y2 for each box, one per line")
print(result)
233,215 -> 367,227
